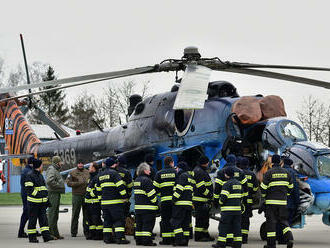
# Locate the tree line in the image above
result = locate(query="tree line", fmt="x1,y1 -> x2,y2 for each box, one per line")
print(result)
0,57 -> 149,132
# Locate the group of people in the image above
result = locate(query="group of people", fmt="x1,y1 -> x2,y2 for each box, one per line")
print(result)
18,152 -> 299,248
18,156 -> 91,242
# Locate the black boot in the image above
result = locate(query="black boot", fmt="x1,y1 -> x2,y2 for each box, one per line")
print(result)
43,235 -> 54,242
18,232 -> 28,238
29,238 -> 39,243
242,234 -> 248,244
287,240 -> 294,248
116,237 -> 130,244
212,242 -> 225,248
104,235 -> 116,244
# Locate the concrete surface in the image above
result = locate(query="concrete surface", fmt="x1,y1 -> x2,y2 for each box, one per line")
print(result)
0,206 -> 329,247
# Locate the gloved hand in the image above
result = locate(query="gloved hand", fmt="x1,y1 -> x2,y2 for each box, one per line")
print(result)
213,200 -> 219,209
258,202 -> 265,214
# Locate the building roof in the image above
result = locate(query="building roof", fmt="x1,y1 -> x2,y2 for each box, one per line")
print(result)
30,124 -> 76,140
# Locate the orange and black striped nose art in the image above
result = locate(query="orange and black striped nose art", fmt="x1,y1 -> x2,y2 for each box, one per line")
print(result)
0,99 -> 40,155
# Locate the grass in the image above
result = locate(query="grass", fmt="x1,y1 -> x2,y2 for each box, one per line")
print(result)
0,192 -> 73,205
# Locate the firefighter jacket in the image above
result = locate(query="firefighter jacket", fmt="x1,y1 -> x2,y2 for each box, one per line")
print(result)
85,172 -> 99,204
153,166 -> 177,204
193,165 -> 213,203
117,166 -> 133,197
260,164 -> 293,205
134,174 -> 158,213
214,166 -> 248,202
21,164 -> 33,196
172,171 -> 195,209
242,168 -> 259,205
24,169 -> 48,204
219,178 -> 243,215
96,167 -> 128,206
283,165 -> 300,209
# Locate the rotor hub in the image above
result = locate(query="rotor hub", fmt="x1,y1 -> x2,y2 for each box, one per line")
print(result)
183,46 -> 201,60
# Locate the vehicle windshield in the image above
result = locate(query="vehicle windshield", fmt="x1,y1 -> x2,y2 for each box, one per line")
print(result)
317,154 -> 330,177
278,120 -> 307,142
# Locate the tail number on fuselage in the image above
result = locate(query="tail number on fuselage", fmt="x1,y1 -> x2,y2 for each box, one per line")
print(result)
54,148 -> 76,165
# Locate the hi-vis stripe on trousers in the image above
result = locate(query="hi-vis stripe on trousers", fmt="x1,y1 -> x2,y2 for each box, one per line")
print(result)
135,212 -> 156,245
265,205 -> 293,247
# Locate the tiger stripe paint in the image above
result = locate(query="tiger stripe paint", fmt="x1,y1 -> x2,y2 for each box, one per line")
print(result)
0,97 -> 40,155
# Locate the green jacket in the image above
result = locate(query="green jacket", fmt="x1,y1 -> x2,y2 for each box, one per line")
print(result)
46,164 -> 65,194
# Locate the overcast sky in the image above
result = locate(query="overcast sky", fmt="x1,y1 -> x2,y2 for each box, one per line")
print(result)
1,0 -> 330,120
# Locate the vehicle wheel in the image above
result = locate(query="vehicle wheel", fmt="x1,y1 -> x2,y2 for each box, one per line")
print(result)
260,221 -> 267,240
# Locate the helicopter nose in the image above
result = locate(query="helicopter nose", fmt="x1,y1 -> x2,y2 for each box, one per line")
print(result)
315,192 -> 330,211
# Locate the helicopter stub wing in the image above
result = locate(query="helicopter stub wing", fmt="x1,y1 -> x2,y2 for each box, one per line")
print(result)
159,144 -> 201,156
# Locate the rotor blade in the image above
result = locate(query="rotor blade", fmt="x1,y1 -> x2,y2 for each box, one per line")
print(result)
0,75 -> 134,103
216,67 -> 330,89
34,106 -> 70,138
0,66 -> 155,94
229,62 -> 330,71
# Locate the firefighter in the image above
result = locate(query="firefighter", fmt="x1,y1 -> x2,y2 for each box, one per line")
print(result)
237,156 -> 258,244
260,154 -> 294,248
96,156 -> 130,244
25,159 -> 53,243
85,162 -> 103,240
212,166 -> 243,248
171,161 -> 195,246
134,162 -> 158,246
276,157 -> 300,245
145,154 -> 156,180
193,155 -> 214,242
153,156 -> 177,245
214,154 -> 247,245
117,155 -> 133,217
18,157 -> 34,238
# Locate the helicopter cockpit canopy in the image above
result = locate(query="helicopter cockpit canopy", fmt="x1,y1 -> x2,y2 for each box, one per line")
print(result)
262,118 -> 307,151
318,154 -> 330,177
285,141 -> 330,178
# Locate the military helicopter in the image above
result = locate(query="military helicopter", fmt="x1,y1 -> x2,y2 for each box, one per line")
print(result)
0,47 -> 330,235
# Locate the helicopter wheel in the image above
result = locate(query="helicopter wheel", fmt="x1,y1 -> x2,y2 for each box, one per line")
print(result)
260,221 -> 267,241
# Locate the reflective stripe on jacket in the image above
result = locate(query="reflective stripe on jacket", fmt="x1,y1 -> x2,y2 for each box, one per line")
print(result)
153,167 -> 177,204
25,169 -> 48,204
260,165 -> 293,205
219,178 -> 242,215
134,174 -> 158,213
193,165 -> 213,203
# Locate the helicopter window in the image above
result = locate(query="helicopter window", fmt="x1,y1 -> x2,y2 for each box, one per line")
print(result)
278,120 -> 307,143
134,102 -> 145,115
174,109 -> 194,134
317,154 -> 330,177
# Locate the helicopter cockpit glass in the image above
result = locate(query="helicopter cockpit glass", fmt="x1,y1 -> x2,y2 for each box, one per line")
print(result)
262,118 -> 307,151
317,154 -> 330,177
278,120 -> 307,144
174,109 -> 194,136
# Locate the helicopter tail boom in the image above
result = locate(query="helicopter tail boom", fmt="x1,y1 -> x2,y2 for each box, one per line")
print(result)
0,94 -> 40,156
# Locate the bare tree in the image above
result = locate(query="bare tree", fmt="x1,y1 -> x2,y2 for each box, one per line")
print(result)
98,86 -> 120,127
7,64 -> 25,87
296,95 -> 330,146
68,91 -> 105,132
98,80 -> 150,126
0,56 -> 4,87
324,105 -> 330,147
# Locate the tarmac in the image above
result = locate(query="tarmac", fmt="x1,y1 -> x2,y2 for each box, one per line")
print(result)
0,206 -> 329,248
